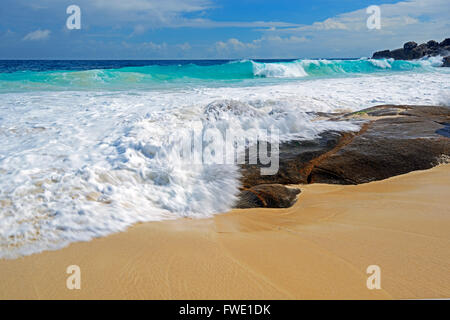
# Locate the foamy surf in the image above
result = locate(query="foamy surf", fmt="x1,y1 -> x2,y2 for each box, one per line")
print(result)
0,59 -> 449,258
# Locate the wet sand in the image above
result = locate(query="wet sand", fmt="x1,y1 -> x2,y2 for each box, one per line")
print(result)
0,165 -> 449,300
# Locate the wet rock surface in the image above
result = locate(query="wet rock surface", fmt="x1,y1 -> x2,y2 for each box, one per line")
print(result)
235,184 -> 301,209
240,130 -> 352,187
235,105 -> 450,208
310,106 -> 450,184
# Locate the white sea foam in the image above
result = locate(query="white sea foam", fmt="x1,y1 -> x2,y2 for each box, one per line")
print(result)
368,58 -> 394,69
252,60 -> 308,78
250,56 -> 447,78
1,71 -> 449,258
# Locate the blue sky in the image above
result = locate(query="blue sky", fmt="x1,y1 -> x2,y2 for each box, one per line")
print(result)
0,0 -> 448,59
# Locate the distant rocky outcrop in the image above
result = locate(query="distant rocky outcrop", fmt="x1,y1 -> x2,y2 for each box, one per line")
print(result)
236,105 -> 450,209
372,38 -> 450,67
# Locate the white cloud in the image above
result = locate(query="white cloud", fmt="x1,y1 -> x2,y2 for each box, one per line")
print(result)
131,25 -> 147,36
7,0 -> 450,59
141,41 -> 167,51
309,18 -> 350,31
214,35 -> 309,57
177,42 -> 191,51
244,0 -> 450,58
264,36 -> 309,44
215,38 -> 258,52
23,29 -> 50,41
87,1 -> 301,29
281,0 -> 448,34
91,0 -> 212,13
172,18 -> 301,28
18,0 -> 301,30
114,40 -> 195,58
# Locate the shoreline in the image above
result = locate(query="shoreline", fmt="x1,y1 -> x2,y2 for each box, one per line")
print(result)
1,164 -> 449,300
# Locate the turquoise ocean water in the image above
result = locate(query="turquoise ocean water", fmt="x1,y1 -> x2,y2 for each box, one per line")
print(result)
0,58 -> 445,92
0,57 -> 449,258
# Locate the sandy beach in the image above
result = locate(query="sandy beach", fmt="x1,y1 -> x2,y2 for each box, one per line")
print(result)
0,164 -> 449,300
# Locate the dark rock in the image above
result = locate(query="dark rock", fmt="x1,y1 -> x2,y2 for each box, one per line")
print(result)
372,50 -> 391,59
372,38 -> 450,60
440,38 -> 450,47
412,43 -> 429,57
377,46 -> 427,60
389,48 -> 408,60
427,40 -> 439,48
391,43 -> 428,60
404,41 -> 417,51
240,130 -> 353,187
240,105 -> 450,190
235,184 -> 300,209
309,105 -> 450,184
443,56 -> 450,67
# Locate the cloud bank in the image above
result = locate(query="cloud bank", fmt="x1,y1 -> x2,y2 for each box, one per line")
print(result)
23,29 -> 51,41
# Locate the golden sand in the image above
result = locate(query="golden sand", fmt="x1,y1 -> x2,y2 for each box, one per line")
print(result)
1,165 -> 449,300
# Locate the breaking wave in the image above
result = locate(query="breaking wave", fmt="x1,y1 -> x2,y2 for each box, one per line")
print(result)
0,57 -> 446,91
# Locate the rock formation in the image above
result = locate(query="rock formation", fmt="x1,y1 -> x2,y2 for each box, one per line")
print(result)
235,184 -> 300,209
372,38 -> 450,67
236,105 -> 450,208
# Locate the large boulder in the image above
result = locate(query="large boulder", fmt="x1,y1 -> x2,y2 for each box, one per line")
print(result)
427,40 -> 439,48
240,105 -> 450,189
404,41 -> 418,51
412,43 -> 429,58
372,50 -> 391,59
235,184 -> 300,209
309,106 -> 450,184
240,130 -> 352,187
440,38 -> 450,47
389,48 -> 408,60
